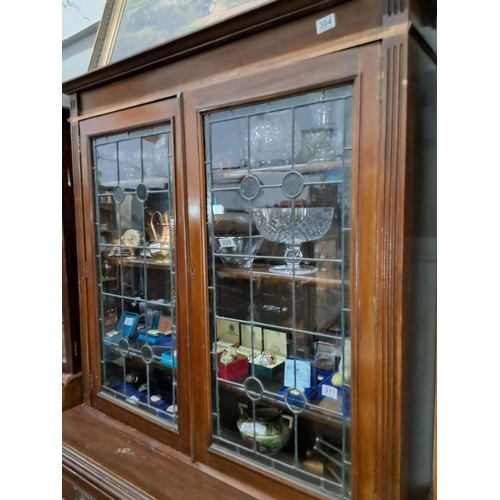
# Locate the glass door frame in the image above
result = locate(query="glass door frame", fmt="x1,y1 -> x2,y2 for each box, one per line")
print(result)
78,97 -> 192,454
184,42 -> 381,499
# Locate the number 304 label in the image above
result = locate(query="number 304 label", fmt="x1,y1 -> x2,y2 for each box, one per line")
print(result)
316,13 -> 336,34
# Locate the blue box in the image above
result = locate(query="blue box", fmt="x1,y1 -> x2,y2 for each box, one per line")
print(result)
160,350 -> 177,368
343,385 -> 350,417
315,368 -> 333,385
112,382 -> 142,399
317,372 -> 342,401
159,335 -> 173,348
277,385 -> 317,406
149,395 -> 170,412
106,312 -> 139,341
137,332 -> 163,344
278,356 -> 317,405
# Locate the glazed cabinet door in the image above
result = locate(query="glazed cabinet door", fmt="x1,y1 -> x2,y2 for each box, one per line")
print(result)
78,98 -> 190,452
185,43 -> 381,499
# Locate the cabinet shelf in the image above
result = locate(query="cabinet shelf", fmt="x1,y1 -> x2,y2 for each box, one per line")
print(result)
217,377 -> 346,429
101,276 -> 118,282
214,427 -> 347,488
105,336 -> 174,372
100,178 -> 169,190
98,202 -> 114,210
107,256 -> 172,269
212,160 -> 342,181
215,264 -> 347,287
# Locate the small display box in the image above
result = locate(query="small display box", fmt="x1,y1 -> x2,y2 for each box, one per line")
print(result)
277,386 -> 317,406
138,315 -> 173,345
278,357 -> 317,404
216,318 -> 240,347
236,324 -> 262,360
218,354 -> 249,381
148,393 -> 171,412
214,319 -> 241,364
111,381 -> 142,400
253,329 -> 287,379
317,372 -> 345,414
103,312 -> 139,345
160,350 -> 177,368
317,372 -> 341,401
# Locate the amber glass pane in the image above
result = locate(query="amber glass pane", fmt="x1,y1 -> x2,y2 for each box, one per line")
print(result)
205,84 -> 353,498
93,125 -> 178,429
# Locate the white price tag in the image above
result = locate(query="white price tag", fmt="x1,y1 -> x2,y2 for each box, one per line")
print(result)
240,422 -> 267,435
124,317 -> 134,326
322,384 -> 338,400
316,13 -> 336,34
150,242 -> 161,253
218,237 -> 236,248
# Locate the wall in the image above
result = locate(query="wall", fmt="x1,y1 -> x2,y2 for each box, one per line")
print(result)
62,0 -> 106,107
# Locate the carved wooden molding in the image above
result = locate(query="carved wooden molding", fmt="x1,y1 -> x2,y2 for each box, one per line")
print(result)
376,34 -> 409,500
63,445 -> 151,500
69,95 -> 92,406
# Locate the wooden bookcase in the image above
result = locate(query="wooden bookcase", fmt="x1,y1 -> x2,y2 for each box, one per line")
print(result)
62,1 -> 436,498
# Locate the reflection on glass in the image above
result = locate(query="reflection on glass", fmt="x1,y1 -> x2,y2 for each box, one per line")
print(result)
92,124 -> 178,429
249,110 -> 299,167
205,85 -> 353,498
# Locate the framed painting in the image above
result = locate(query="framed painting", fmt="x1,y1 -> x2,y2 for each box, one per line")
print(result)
88,0 -> 348,70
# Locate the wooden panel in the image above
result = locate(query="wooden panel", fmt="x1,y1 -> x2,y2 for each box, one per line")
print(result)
64,0 -> 375,94
62,372 -> 83,412
183,42 -> 381,500
70,95 -> 93,405
63,107 -> 81,375
88,0 -> 351,72
77,98 -> 192,455
76,1 -> 381,117
63,406 -> 266,500
398,31 -> 437,500
375,32 -> 408,500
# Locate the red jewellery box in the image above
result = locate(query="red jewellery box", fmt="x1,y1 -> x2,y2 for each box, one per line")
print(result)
218,355 -> 249,381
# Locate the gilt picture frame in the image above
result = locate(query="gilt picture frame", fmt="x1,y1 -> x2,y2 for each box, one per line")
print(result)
88,0 -> 348,70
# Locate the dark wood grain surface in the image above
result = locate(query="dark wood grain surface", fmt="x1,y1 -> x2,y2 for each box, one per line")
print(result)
63,405 -> 270,500
78,99 -> 192,455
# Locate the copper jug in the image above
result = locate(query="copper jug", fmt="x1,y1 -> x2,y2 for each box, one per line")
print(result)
147,211 -> 171,263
